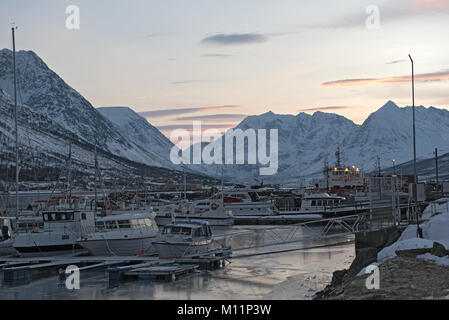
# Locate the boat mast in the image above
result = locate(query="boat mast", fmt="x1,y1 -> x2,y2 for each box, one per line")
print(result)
12,27 -> 19,221
67,143 -> 72,208
94,146 -> 98,212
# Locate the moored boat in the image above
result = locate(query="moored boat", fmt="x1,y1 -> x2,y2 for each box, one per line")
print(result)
77,210 -> 159,256
153,220 -> 213,258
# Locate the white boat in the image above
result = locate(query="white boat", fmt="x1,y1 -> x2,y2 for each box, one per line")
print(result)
216,189 -> 278,217
12,197 -> 96,256
154,199 -> 234,226
78,210 -> 159,256
153,220 -> 213,258
283,193 -> 365,217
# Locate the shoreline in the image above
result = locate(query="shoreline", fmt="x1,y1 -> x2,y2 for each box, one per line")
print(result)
315,198 -> 449,300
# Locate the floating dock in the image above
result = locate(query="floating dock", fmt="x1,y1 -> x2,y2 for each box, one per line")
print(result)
0,247 -> 232,285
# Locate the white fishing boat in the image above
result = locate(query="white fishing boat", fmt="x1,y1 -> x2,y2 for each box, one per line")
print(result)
78,210 -> 159,256
216,189 -> 278,217
154,199 -> 234,226
282,193 -> 366,218
153,220 -> 213,258
12,196 -> 96,256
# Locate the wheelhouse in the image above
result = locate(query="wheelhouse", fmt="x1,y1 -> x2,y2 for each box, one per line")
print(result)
161,221 -> 212,238
94,215 -> 155,232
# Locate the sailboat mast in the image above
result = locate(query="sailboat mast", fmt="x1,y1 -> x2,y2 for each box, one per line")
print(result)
94,146 -> 98,212
12,27 -> 19,221
67,143 -> 72,208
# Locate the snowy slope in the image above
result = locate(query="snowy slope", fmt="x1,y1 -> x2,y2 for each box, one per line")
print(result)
342,100 -> 449,172
188,101 -> 449,184
97,106 -> 173,162
0,49 -> 172,169
0,88 -> 136,178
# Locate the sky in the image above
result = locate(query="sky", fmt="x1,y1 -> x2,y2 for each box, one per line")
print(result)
1,0 -> 449,137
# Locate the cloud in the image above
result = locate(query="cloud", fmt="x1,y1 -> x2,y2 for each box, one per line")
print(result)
139,105 -> 247,118
385,59 -> 406,65
170,80 -> 206,85
174,114 -> 247,122
296,106 -> 357,112
201,53 -> 232,58
142,32 -> 168,39
322,69 -> 449,87
157,124 -> 235,131
200,33 -> 269,46
412,0 -> 449,11
309,1 -> 449,30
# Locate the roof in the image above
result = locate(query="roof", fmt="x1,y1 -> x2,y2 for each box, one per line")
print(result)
163,219 -> 210,228
97,212 -> 154,221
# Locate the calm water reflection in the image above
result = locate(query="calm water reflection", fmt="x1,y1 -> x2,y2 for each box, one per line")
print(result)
0,225 -> 355,300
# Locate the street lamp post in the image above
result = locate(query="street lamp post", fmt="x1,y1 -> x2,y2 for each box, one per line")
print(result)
392,159 -> 396,175
409,54 -> 422,238
408,54 -> 417,184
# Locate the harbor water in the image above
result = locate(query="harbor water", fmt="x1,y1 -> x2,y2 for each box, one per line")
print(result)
0,225 -> 355,300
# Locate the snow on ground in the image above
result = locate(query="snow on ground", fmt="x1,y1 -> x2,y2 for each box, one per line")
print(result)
417,253 -> 449,267
376,198 -> 449,265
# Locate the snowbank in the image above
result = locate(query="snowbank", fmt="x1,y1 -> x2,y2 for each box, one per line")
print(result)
377,199 -> 449,265
417,253 -> 449,267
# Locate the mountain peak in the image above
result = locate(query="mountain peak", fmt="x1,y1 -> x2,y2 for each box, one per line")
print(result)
380,100 -> 400,110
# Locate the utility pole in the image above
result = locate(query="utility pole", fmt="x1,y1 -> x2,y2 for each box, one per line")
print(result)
94,146 -> 98,212
434,148 -> 439,187
377,156 -> 381,176
12,27 -> 20,221
408,54 -> 417,184
67,143 -> 72,208
409,54 -> 421,238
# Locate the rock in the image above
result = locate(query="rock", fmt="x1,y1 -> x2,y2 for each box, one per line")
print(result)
395,248 -> 431,258
347,247 -> 377,277
331,269 -> 347,287
430,242 -> 448,257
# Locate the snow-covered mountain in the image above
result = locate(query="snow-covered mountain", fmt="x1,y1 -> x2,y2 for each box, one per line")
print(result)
97,106 -> 173,162
187,101 -> 449,184
0,88 -> 134,179
341,100 -> 449,173
0,49 -> 172,169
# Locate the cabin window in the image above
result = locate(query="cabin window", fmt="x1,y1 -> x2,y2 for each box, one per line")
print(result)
193,228 -> 202,237
131,219 -> 142,228
81,213 -> 87,220
118,220 -> 131,229
95,222 -> 105,231
180,227 -> 191,235
311,200 -> 316,206
106,221 -> 117,229
144,218 -> 153,227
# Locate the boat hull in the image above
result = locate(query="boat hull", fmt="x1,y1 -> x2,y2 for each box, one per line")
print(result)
153,241 -> 212,259
78,236 -> 157,256
155,215 -> 233,227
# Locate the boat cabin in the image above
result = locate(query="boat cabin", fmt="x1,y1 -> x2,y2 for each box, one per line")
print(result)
300,193 -> 346,211
94,215 -> 155,232
161,220 -> 212,239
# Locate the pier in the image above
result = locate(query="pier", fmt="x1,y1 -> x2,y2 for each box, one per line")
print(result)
0,247 -> 232,285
